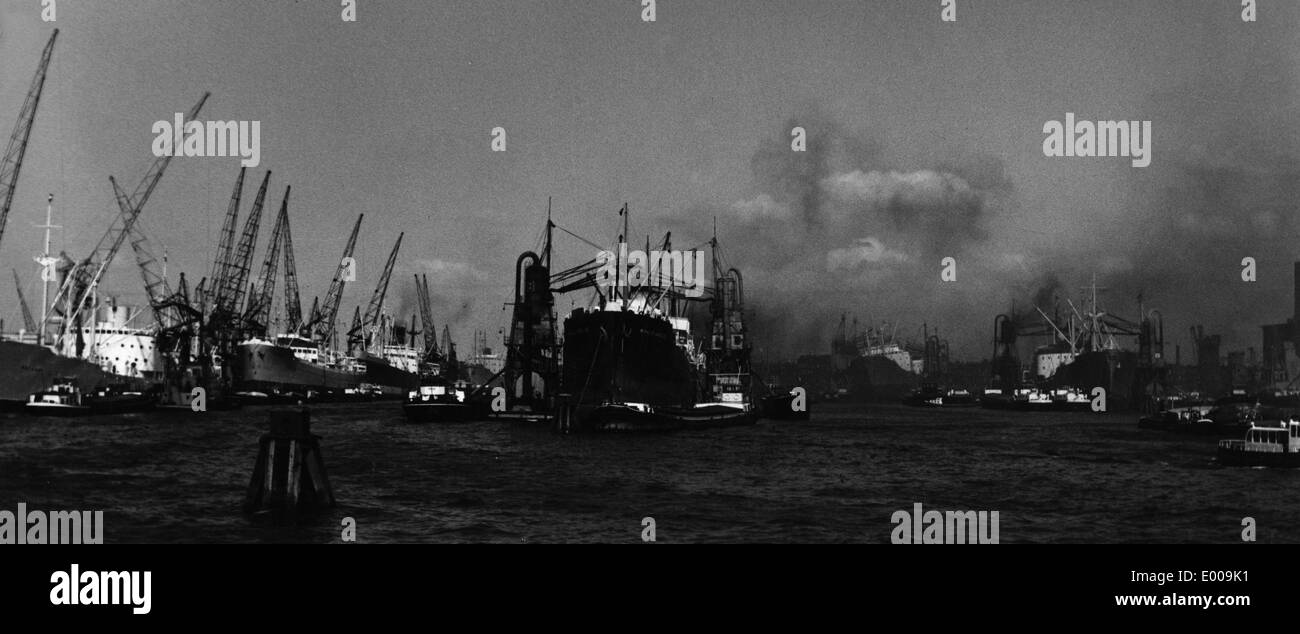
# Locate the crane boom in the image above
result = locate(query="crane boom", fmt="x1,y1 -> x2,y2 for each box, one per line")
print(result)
112,177 -> 175,329
207,167 -> 245,314
216,170 -> 270,318
280,193 -> 302,332
310,214 -> 363,345
361,233 -> 403,350
0,30 -> 57,253
13,269 -> 36,333
416,273 -> 437,360
243,187 -> 289,335
44,93 -> 210,341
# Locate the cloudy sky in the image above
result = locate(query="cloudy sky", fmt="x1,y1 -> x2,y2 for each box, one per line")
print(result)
1,0 -> 1297,361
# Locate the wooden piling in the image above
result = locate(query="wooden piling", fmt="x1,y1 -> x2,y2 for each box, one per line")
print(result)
243,408 -> 336,523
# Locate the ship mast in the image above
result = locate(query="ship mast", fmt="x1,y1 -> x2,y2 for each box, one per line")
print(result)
34,193 -> 60,344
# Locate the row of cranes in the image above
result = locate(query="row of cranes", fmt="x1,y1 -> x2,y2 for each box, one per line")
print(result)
1,30 -> 449,395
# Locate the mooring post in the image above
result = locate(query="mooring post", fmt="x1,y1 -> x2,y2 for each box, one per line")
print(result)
243,408 -> 336,524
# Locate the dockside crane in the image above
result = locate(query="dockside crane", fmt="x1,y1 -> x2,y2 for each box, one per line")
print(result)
242,187 -> 289,335
307,214 -> 363,345
346,306 -> 362,355
113,178 -> 200,332
281,197 -> 302,333
13,269 -> 36,334
415,273 -> 438,361
441,325 -> 458,378
408,313 -> 421,349
45,93 -> 210,350
302,296 -> 319,338
356,233 -> 403,352
0,30 -> 57,254
205,167 -> 246,318
216,171 -> 271,324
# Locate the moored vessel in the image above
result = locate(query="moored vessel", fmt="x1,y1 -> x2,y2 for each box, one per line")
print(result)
1216,420 -> 1300,467
548,205 -> 760,433
25,377 -> 156,416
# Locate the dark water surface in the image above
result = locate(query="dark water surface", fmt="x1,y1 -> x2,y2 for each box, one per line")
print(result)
0,402 -> 1293,543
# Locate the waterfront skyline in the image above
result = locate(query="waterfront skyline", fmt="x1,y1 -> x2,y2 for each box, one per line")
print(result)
1,0 -> 1297,360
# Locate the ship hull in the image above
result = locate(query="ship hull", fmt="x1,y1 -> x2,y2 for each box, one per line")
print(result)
25,396 -> 156,417
575,403 -> 758,433
232,342 -> 419,396
1045,350 -> 1137,411
0,340 -> 126,410
359,352 -> 420,395
1216,445 -> 1300,468
232,342 -> 362,393
561,309 -> 699,410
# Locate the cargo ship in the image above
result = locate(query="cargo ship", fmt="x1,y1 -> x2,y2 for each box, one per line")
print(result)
232,331 -> 419,398
1,303 -> 159,410
544,205 -> 758,432
982,279 -> 1159,412
230,229 -> 421,398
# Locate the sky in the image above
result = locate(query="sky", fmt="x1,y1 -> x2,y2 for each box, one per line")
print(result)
1,0 -> 1297,362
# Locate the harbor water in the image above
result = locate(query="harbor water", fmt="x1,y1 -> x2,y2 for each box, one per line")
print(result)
1,402 -> 1293,543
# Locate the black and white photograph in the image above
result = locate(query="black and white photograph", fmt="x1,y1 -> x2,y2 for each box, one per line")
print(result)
0,0 -> 1294,619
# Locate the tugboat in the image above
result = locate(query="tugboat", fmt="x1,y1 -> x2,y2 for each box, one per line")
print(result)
1216,420 -> 1300,467
25,377 -> 156,416
403,378 -> 483,422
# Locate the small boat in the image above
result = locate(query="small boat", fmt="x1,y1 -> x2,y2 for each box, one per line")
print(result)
585,400 -> 758,433
1216,420 -> 1300,467
760,386 -> 811,420
25,378 -> 156,416
980,385 -> 1036,410
904,383 -> 977,408
981,386 -> 1053,411
1137,407 -> 1219,434
573,372 -> 760,433
1048,387 -> 1091,412
403,379 -> 486,422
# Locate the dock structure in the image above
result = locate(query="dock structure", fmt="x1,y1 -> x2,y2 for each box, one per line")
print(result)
243,408 -> 335,523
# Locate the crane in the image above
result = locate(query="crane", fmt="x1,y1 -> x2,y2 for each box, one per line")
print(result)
280,193 -> 302,333
242,187 -> 289,335
13,269 -> 36,334
217,170 -> 271,321
358,233 -> 403,352
113,177 -> 199,331
441,325 -> 458,378
45,93 -> 210,349
307,214 -> 363,345
301,296 -> 319,338
205,167 -> 246,318
415,273 -> 438,361
345,305 -> 362,355
0,30 -> 57,253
